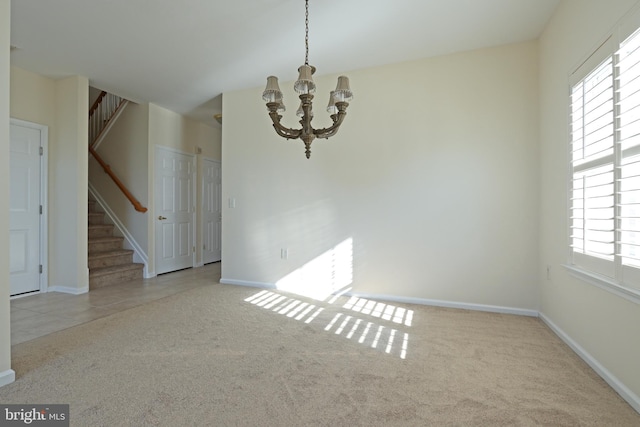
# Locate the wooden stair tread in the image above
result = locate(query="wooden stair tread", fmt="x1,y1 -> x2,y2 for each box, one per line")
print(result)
89,263 -> 144,277
88,236 -> 123,243
89,249 -> 133,259
88,224 -> 113,229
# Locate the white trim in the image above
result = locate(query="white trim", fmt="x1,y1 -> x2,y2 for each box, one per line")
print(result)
539,312 -> 640,414
220,278 -> 276,289
88,183 -> 151,278
48,285 -> 89,295
91,100 -> 129,151
49,286 -> 89,295
347,292 -> 539,317
563,264 -> 640,304
10,291 -> 41,300
9,118 -> 49,294
0,370 -> 15,388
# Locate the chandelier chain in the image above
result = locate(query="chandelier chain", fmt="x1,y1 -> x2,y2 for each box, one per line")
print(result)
304,0 -> 309,65
262,0 -> 352,159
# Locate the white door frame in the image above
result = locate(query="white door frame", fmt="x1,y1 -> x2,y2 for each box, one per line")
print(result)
154,145 -> 196,274
201,157 -> 222,264
9,118 -> 48,297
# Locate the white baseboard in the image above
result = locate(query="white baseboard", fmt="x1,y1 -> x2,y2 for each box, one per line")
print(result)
220,278 -> 276,289
0,369 -> 15,388
222,279 -> 537,317
539,312 -> 640,414
349,291 -> 539,317
48,286 -> 89,295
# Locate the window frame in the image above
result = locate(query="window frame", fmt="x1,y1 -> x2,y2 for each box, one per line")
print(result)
565,11 -> 640,305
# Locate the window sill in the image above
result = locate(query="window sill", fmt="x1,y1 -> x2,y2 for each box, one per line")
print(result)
563,265 -> 640,305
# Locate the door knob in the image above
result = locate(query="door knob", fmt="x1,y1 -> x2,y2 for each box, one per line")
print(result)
158,216 -> 167,220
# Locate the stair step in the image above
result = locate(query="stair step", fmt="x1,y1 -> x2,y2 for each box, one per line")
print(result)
88,249 -> 134,269
88,212 -> 105,225
88,224 -> 114,238
89,263 -> 144,290
88,236 -> 124,253
87,198 -> 144,290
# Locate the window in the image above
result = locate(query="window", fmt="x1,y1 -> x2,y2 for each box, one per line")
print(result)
569,26 -> 640,298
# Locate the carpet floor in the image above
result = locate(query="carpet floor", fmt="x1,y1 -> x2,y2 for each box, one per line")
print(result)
1,282 -> 639,426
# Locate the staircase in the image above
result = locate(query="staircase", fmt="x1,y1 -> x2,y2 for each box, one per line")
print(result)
88,199 -> 144,289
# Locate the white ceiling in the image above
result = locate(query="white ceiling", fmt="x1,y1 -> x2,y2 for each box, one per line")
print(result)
9,0 -> 559,127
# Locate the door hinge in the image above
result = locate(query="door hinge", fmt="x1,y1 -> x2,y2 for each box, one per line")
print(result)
193,246 -> 196,252
39,265 -> 43,274
40,205 -> 43,215
39,146 -> 43,156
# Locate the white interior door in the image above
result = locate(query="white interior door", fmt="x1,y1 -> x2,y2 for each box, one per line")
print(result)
203,159 -> 221,264
155,147 -> 195,275
10,121 -> 43,296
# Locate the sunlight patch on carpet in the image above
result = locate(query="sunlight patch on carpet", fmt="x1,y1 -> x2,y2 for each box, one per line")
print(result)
245,289 -> 412,359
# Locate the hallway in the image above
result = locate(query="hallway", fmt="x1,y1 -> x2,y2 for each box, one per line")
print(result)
10,263 -> 221,345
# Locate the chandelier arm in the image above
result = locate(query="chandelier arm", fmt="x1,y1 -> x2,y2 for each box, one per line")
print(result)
313,109 -> 348,139
267,110 -> 302,139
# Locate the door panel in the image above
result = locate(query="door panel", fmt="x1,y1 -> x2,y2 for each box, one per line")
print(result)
155,147 -> 194,275
10,123 -> 42,296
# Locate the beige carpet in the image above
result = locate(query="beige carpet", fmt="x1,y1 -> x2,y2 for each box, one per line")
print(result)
1,283 -> 638,426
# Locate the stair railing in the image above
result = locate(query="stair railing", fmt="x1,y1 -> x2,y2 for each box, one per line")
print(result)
89,91 -> 148,213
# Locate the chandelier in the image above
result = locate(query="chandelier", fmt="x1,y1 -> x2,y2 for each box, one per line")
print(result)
262,0 -> 353,159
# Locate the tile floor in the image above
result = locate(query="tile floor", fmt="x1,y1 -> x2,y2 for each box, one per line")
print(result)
10,262 -> 221,345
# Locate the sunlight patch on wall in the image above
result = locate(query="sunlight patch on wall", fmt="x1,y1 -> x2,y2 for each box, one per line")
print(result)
276,238 -> 353,301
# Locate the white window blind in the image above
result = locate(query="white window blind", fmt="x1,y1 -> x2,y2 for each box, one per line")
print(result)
618,28 -> 640,271
570,56 -> 615,272
569,27 -> 640,292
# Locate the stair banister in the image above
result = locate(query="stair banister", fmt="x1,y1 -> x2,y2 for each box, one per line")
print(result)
89,91 -> 148,213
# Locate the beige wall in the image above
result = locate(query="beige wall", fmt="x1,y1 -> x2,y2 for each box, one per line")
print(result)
0,0 -> 15,387
222,41 -> 540,311
539,0 -> 640,407
147,103 -> 221,159
10,67 -> 56,128
52,76 -> 89,291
